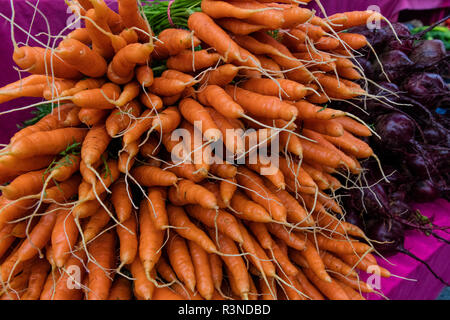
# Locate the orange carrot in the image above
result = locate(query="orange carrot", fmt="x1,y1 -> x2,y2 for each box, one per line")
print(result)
139,200 -> 165,279
146,187 -> 169,230
116,215 -> 138,267
51,208 -> 78,268
108,277 -> 132,300
131,257 -> 156,300
229,191 -> 272,223
188,240 -> 214,300
185,205 -> 243,244
168,233 -> 196,292
167,205 -> 217,254
168,179 -> 218,209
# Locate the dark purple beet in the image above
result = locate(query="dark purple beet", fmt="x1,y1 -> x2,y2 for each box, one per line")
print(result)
409,40 -> 447,69
344,211 -> 364,230
389,201 -> 413,220
361,184 -> 390,217
375,113 -> 415,150
377,50 -> 414,81
367,219 -> 404,253
389,190 -> 407,202
423,127 -> 443,145
410,180 -> 440,203
402,73 -> 447,107
405,153 -> 429,178
384,23 -> 411,39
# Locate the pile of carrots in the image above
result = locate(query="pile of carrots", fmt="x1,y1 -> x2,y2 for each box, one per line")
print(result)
0,0 -> 394,300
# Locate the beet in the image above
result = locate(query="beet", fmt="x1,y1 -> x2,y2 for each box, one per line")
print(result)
411,180 -> 440,203
375,113 -> 415,150
402,73 -> 447,107
423,127 -> 443,145
409,40 -> 447,69
405,153 -> 429,178
377,50 -> 414,81
367,219 -> 404,253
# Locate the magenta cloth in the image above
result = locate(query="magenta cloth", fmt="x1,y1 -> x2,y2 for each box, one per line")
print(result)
307,0 -> 450,22
359,199 -> 450,300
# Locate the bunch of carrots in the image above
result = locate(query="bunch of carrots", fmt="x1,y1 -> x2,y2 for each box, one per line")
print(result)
0,0 -> 395,300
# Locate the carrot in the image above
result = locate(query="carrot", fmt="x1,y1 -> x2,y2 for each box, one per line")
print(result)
161,162 -> 204,184
206,108 -> 245,155
303,267 -> 349,300
52,248 -> 87,300
152,286 -> 184,300
81,207 -> 110,243
14,205 -> 58,264
0,224 -> 16,259
86,231 -> 115,300
246,157 -> 285,190
300,137 -> 343,168
333,117 -> 372,137
139,92 -> 164,111
107,43 -> 153,84
131,165 -> 177,187
8,127 -> 87,159
187,12 -> 260,68
226,1 -> 285,29
226,85 -> 297,121
109,179 -> 131,223
67,28 -> 91,45
13,46 -> 83,79
131,257 -> 156,300
338,253 -> 390,278
21,258 -> 50,300
185,205 -> 243,244
208,253 -> 223,291
168,179 -> 218,209
116,215 -> 138,268
156,28 -> 200,57
230,191 -> 272,223
334,279 -> 366,300
320,251 -> 358,278
139,200 -> 165,278
302,129 -> 359,173
265,180 -> 313,226
81,125 -> 110,167
188,240 -> 214,300
241,78 -> 308,101
220,177 -> 237,207
108,277 -> 132,300
145,187 -> 168,230
78,108 -> 109,126
252,31 -> 313,83
0,169 -> 52,200
167,205 -> 217,254
105,101 -> 142,137
198,64 -> 239,87
117,0 -> 151,42
302,119 -> 345,137
323,130 -> 373,159
84,8 -> 114,60
208,228 -> 249,300
198,85 -> 245,119
168,233 -> 196,292
237,167 -> 287,223
0,75 -> 48,104
293,268 -> 325,300
139,136 -> 160,158
57,38 -> 107,78
332,273 -> 374,293
0,197 -> 37,232
307,233 -> 373,255
210,163 -> 237,179
51,208 -> 78,268
134,65 -> 154,88
216,18 -> 266,35
42,79 -> 77,100
72,83 -> 121,109
328,10 -> 384,32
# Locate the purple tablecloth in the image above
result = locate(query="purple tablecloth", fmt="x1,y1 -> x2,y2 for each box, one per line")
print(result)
0,0 -> 449,300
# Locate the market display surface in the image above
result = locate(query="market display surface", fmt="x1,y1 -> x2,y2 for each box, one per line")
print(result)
0,0 -> 448,300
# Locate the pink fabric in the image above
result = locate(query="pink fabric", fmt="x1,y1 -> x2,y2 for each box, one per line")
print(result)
308,0 -> 450,22
359,199 -> 450,300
